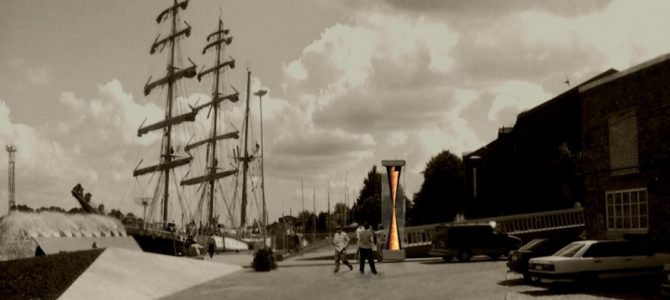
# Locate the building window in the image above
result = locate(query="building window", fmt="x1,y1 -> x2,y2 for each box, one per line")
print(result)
605,188 -> 648,231
608,110 -> 638,176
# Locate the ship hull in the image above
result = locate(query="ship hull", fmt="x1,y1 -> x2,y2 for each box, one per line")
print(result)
127,227 -> 188,256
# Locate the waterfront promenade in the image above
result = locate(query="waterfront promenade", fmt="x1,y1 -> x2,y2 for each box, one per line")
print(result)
163,247 -> 663,300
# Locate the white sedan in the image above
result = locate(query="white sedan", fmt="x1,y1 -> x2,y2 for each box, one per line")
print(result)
528,240 -> 670,284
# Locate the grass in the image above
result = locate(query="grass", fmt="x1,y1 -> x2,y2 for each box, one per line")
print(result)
0,249 -> 104,300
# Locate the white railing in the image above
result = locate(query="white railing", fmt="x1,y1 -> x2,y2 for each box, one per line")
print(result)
462,207 -> 585,235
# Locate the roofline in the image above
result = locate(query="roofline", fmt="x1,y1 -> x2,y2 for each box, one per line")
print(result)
579,52 -> 670,93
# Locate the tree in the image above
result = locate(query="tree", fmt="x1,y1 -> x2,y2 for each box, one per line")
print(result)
36,206 -> 65,213
332,203 -> 350,227
351,165 -> 382,227
409,150 -> 464,225
108,209 -> 125,220
14,204 -> 34,212
68,207 -> 86,214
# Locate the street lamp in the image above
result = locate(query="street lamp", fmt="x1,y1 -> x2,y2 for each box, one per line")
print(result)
470,155 -> 481,199
254,89 -> 268,246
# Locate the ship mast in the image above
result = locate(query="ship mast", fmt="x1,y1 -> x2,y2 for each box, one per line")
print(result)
134,0 -> 197,224
239,70 -> 253,227
180,18 -> 239,226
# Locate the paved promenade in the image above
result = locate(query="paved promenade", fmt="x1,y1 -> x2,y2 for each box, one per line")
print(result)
164,247 -> 663,300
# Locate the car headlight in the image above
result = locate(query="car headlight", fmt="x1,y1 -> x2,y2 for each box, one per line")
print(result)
530,263 -> 555,271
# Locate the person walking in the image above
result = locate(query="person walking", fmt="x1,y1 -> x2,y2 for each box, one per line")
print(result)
358,222 -> 378,275
207,236 -> 216,259
333,226 -> 353,273
355,224 -> 364,260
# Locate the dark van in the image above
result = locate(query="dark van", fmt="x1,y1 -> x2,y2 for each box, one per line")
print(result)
429,223 -> 521,262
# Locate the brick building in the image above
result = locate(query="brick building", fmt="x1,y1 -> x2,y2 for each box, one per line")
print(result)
579,53 -> 670,249
464,70 -> 614,219
464,52 -> 670,249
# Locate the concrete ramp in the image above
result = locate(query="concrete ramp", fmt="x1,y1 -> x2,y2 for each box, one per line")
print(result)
60,248 -> 241,300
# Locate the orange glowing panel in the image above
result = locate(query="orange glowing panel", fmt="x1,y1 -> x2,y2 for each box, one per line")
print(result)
388,166 -> 400,251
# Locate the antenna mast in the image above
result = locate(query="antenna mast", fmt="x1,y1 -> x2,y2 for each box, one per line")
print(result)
6,145 -> 16,212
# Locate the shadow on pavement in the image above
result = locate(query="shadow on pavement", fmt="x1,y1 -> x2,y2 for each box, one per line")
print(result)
516,277 -> 664,300
497,278 -> 526,286
420,256 -> 504,265
276,262 -> 335,268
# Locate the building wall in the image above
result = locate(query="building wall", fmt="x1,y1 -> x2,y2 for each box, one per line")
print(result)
465,89 -> 584,219
580,55 -> 670,249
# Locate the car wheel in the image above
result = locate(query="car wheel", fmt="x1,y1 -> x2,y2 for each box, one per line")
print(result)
491,253 -> 501,260
442,256 -> 453,262
457,250 -> 471,262
522,273 -> 533,283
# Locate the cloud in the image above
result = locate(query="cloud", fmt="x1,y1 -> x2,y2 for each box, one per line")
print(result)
5,59 -> 52,85
487,80 -> 551,124
271,8 -> 485,206
382,0 -> 612,18
276,0 -> 670,212
59,80 -> 164,146
0,99 -> 100,215
25,67 -> 51,84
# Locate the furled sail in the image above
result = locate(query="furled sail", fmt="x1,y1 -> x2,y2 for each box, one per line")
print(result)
137,109 -> 198,137
197,57 -> 235,81
184,131 -> 239,152
151,22 -> 192,55
180,169 -> 237,186
144,61 -> 197,96
133,157 -> 193,177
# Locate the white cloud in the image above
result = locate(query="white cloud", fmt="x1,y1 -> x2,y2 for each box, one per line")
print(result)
60,80 -> 164,146
488,80 -> 551,124
0,99 -> 101,214
25,67 -> 51,84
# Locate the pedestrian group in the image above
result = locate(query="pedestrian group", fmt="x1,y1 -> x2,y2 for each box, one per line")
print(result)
333,222 -> 377,275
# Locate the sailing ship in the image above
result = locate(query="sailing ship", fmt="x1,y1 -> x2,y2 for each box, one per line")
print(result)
126,0 -> 263,256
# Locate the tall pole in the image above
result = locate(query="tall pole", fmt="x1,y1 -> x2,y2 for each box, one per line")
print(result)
255,88 -> 268,246
312,188 -> 316,242
162,0 -> 180,224
240,70 -> 251,227
326,180 -> 330,237
300,179 -> 307,238
207,19 -> 225,225
6,145 -> 16,212
344,172 -> 347,226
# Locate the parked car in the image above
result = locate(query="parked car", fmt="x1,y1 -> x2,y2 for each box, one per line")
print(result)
507,238 -> 576,281
661,264 -> 670,296
528,240 -> 670,284
429,222 -> 521,262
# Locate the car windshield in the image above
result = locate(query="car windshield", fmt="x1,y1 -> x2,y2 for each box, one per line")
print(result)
554,243 -> 585,257
519,239 -> 546,251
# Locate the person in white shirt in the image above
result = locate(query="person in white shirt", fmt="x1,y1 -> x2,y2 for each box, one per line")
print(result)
333,226 -> 353,273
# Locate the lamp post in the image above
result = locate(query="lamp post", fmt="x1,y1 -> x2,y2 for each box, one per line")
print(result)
255,89 -> 268,246
469,156 -> 481,200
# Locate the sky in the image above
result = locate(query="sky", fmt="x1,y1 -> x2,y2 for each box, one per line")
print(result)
2,0 -> 670,225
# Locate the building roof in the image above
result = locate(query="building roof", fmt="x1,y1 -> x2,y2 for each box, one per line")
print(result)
579,52 -> 670,92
